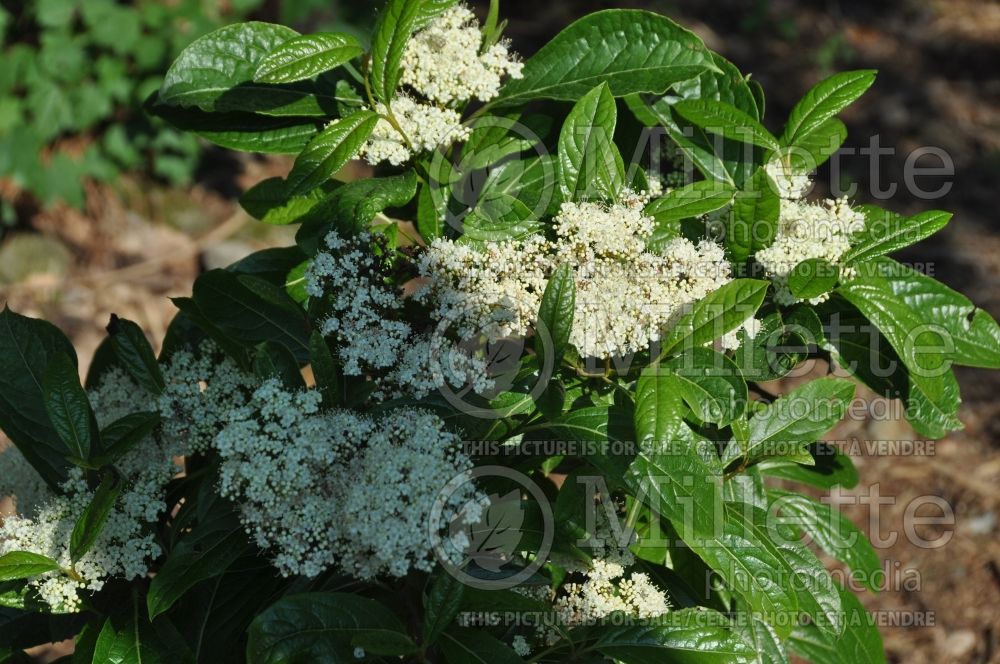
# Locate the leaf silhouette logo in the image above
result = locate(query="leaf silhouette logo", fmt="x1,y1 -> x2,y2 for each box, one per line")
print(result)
454,489 -> 524,572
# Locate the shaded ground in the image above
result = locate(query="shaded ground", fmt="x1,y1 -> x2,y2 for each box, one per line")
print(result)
1,0 -> 998,661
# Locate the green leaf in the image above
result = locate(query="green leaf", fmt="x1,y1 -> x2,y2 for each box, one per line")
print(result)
557,83 -> 624,201
759,442 -> 859,489
663,348 -> 747,426
438,627 -> 526,663
423,574 -> 464,647
627,368 -> 721,539
787,258 -> 840,300
240,178 -> 340,225
42,353 -> 95,462
683,505 -> 799,637
70,474 -> 122,563
370,0 -> 423,102
192,270 -> 311,362
296,171 -> 418,254
253,341 -> 305,389
781,70 -> 877,147
95,412 -> 161,465
0,552 -> 60,582
729,168 -> 780,264
592,608 -> 755,664
150,102 -> 321,155
0,307 -> 76,486
247,592 -> 411,663
93,597 -> 181,664
674,99 -> 780,152
732,310 -> 811,383
742,377 -> 855,465
785,118 -> 847,173
738,616 -> 788,664
414,0 -> 459,29
788,586 -> 885,664
769,490 -> 881,592
496,10 -> 718,105
159,22 -> 334,114
658,279 -> 769,357
285,112 -> 378,196
309,332 -> 341,408
843,207 -> 951,265
107,315 -> 165,395
536,264 -> 576,371
644,180 -> 735,225
254,32 -> 363,84
148,499 -> 251,620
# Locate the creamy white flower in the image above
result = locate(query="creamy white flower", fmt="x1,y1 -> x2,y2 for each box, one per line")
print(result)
214,380 -> 484,579
765,157 -> 811,200
553,558 -> 671,631
400,4 -> 523,105
755,196 -> 865,305
511,635 -> 532,656
360,97 -> 469,166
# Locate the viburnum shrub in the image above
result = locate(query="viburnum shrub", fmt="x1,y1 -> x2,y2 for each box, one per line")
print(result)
1,1 -> 998,662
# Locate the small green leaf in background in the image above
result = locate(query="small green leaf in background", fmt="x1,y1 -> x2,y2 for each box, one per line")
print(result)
285,111 -> 378,196
107,315 -> 165,395
42,352 -> 96,462
70,474 -> 122,563
557,82 -> 624,201
254,32 -> 363,84
0,552 -> 61,582
787,257 -> 840,300
370,0 -> 424,102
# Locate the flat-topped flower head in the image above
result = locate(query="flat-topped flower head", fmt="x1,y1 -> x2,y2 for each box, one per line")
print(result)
360,97 -> 470,166
401,4 -> 523,105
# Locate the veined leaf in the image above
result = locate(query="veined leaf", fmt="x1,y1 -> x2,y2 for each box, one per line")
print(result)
496,10 -> 718,105
663,347 -> 747,426
659,279 -> 769,358
557,82 -> 624,201
107,315 -> 165,395
42,352 -> 95,462
254,32 -> 363,84
592,608 -> 755,663
370,0 -> 423,102
787,258 -> 840,300
781,70 -> 877,147
536,264 -> 576,371
729,168 -> 780,264
788,586 -> 886,664
423,574 -> 464,646
758,442 -> 859,489
674,99 -> 780,152
70,474 -> 122,563
0,552 -> 60,581
285,111 -> 378,196
438,627 -> 525,663
240,177 -> 341,226
844,207 -> 952,266
644,180 -> 735,225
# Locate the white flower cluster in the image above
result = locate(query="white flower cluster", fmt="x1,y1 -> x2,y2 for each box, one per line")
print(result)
0,444 -> 51,515
400,5 -> 523,105
307,231 -> 493,399
214,380 -> 484,579
417,191 -> 743,359
755,191 -> 865,305
553,558 -> 671,629
765,156 -> 811,200
360,98 -> 469,167
360,3 -> 522,165
0,468 -> 163,612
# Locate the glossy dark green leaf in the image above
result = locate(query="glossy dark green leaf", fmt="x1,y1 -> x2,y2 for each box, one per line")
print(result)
663,348 -> 747,426
0,307 -> 76,486
785,117 -> 847,173
309,332 -> 341,408
414,0 -> 459,29
592,608 -> 755,664
240,177 -> 340,225
729,168 -> 780,264
246,592 -> 410,663
93,598 -> 183,664
70,474 -> 121,563
107,315 -> 165,395
787,258 -> 840,300
781,70 -> 877,147
285,111 -> 378,196
769,490 -> 881,591
536,264 -> 576,372
788,586 -> 886,664
253,341 -> 305,389
844,207 -> 951,265
758,442 -> 859,489
423,574 -> 464,647
496,10 -> 717,105
557,82 -> 624,201
42,352 -> 94,462
0,552 -> 60,582
438,627 -> 525,663
96,412 -> 161,466
627,368 -> 721,539
370,0 -> 423,102
644,180 -> 735,225
254,32 -> 363,84
658,279 -> 770,358
674,99 -> 779,152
